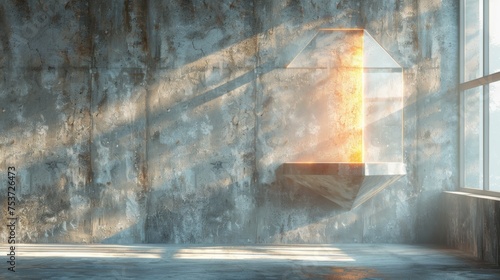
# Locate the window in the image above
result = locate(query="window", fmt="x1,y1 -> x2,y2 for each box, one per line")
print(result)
460,0 -> 500,193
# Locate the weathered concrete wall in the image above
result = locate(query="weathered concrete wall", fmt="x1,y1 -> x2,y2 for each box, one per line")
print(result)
0,0 -> 459,244
361,0 -> 459,244
413,0 -> 459,243
442,192 -> 500,265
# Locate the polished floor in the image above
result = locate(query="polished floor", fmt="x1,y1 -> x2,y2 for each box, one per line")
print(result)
1,244 -> 499,279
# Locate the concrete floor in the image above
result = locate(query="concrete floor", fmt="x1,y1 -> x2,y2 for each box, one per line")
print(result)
1,244 -> 499,279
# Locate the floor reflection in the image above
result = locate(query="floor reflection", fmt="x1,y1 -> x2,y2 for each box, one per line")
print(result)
173,245 -> 355,261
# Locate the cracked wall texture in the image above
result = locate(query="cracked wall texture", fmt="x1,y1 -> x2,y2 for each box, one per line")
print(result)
0,0 -> 458,244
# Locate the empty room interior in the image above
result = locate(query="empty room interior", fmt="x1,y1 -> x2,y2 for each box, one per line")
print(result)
1,0 -> 500,279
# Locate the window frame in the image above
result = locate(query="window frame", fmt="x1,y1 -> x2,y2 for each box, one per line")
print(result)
460,0 -> 500,195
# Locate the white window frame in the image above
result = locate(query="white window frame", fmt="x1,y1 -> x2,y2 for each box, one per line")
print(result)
459,0 -> 500,195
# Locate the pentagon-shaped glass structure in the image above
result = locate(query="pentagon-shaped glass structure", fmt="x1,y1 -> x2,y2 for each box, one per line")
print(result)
280,29 -> 406,209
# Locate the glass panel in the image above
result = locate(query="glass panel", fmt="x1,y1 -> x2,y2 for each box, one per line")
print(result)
287,30 -> 404,163
287,30 -> 364,69
490,0 -> 500,74
363,31 -> 401,69
464,0 -> 483,81
363,70 -> 403,163
490,81 -> 500,191
464,86 -> 483,189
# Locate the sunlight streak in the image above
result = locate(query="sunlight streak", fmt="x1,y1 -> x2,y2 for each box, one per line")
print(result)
173,246 -> 355,262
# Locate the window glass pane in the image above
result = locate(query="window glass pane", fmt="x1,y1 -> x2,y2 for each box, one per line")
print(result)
464,86 -> 483,189
490,81 -> 500,191
490,0 -> 500,74
465,0 -> 483,81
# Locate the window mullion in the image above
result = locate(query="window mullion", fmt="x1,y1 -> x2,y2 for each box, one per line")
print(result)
483,0 -> 490,191
460,0 -> 465,189
484,85 -> 489,190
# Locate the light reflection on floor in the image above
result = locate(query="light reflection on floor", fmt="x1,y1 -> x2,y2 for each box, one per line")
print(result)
173,246 -> 355,261
1,244 -> 499,279
16,244 -> 164,259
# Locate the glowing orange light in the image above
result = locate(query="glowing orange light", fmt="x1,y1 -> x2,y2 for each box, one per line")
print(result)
288,29 -> 402,164
283,29 -> 405,211
328,30 -> 364,163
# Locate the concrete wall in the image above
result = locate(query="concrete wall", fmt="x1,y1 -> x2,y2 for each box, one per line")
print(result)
0,0 -> 458,244
443,192 -> 500,265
